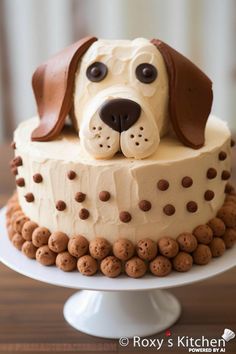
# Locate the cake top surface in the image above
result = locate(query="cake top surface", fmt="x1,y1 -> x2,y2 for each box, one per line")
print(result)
15,116 -> 230,166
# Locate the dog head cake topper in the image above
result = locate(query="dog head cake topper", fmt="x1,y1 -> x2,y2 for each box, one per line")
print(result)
31,36 -> 213,159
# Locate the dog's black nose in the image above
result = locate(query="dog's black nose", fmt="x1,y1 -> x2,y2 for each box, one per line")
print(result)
99,98 -> 141,132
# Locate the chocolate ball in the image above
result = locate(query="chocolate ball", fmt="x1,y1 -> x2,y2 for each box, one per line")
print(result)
13,215 -> 29,233
217,206 -> 236,228
12,233 -> 25,250
193,245 -> 212,265
32,227 -> 51,247
100,256 -> 122,278
48,232 -> 69,253
22,241 -> 37,259
177,233 -> 198,253
89,237 -> 111,260
209,238 -> 226,257
222,228 -> 236,249
149,256 -> 172,277
136,238 -> 158,261
173,252 -> 193,272
22,221 -> 38,241
77,255 -> 98,276
207,218 -> 226,237
158,237 -> 179,258
225,183 -> 235,195
113,238 -> 135,261
68,235 -> 89,258
125,257 -> 147,278
56,252 -> 77,272
36,246 -> 56,266
193,224 -> 213,244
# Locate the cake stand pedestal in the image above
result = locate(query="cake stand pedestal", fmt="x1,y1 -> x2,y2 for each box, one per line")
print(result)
0,208 -> 235,339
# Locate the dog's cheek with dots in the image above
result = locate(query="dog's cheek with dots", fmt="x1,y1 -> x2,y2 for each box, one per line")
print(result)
80,117 -> 120,159
120,121 -> 160,159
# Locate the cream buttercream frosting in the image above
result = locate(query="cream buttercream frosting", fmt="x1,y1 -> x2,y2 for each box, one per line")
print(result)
14,116 -> 231,242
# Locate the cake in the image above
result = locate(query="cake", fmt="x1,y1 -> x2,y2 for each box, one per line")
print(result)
6,37 -> 236,278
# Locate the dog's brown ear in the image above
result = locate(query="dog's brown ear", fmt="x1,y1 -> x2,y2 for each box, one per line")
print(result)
151,39 -> 213,149
31,36 -> 97,141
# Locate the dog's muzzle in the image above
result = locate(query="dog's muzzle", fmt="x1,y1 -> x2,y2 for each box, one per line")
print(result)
99,98 -> 141,133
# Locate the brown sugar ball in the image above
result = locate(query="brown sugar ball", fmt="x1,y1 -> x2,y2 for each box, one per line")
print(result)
22,221 -> 38,241
177,233 -> 198,253
77,255 -> 98,276
136,238 -> 158,261
32,227 -> 51,247
217,206 -> 236,228
222,228 -> 236,249
125,257 -> 147,278
22,241 -> 37,259
158,237 -> 179,258
209,238 -> 226,257
149,256 -> 172,277
193,244 -> 212,265
13,215 -> 29,233
113,238 -> 135,261
100,256 -> 122,278
36,246 -> 56,266
12,233 -> 25,250
68,235 -> 89,258
173,252 -> 193,272
56,252 -> 77,272
48,232 -> 69,253
10,211 -> 24,226
207,218 -> 226,237
89,237 -> 111,260
193,225 -> 213,244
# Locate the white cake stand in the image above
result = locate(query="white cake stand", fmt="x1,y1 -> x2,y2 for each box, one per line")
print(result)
0,208 -> 236,339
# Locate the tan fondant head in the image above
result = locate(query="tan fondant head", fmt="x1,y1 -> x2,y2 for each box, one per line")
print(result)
31,37 -> 213,159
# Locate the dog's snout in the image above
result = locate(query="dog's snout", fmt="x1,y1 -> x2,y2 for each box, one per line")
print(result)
99,98 -> 141,132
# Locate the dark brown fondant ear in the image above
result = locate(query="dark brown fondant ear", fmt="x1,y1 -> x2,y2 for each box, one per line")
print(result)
31,36 -> 97,141
151,39 -> 213,149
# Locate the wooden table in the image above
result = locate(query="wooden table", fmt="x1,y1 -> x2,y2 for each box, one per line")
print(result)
0,142 -> 236,354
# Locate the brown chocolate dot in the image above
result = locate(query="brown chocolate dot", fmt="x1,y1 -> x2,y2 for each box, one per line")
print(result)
218,151 -> 227,161
204,190 -> 215,201
231,139 -> 235,147
221,170 -> 231,180
138,200 -> 151,211
225,183 -> 235,194
11,141 -> 16,150
79,208 -> 90,220
119,211 -> 132,223
24,193 -> 34,203
13,156 -> 23,167
186,201 -> 198,213
33,173 -> 43,183
67,170 -> 77,180
99,191 -> 110,202
56,200 -> 66,211
16,178 -> 25,187
182,176 -> 193,188
163,204 -> 175,216
157,179 -> 169,191
75,192 -> 86,203
207,168 -> 217,179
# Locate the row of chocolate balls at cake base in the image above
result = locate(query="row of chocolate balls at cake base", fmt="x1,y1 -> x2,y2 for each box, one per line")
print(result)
6,187 -> 236,278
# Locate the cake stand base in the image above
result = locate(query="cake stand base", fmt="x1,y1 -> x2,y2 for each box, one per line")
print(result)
63,289 -> 181,338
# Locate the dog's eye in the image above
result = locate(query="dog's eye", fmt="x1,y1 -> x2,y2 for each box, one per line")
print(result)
86,62 -> 108,82
135,63 -> 157,84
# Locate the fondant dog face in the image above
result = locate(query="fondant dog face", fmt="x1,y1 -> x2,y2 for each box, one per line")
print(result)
31,36 -> 213,160
73,38 -> 169,159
